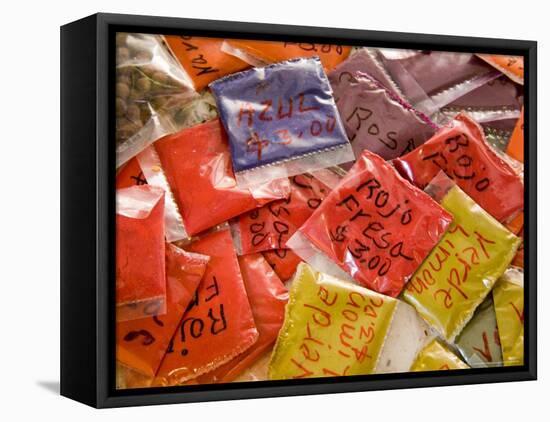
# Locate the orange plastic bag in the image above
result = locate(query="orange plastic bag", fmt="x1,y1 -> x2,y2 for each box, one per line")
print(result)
393,113 -> 524,223
154,228 -> 258,385
197,254 -> 288,383
164,36 -> 249,91
506,107 -> 524,163
117,244 -> 209,380
263,249 -> 303,282
116,157 -> 147,189
223,39 -> 351,72
477,54 -> 524,85
116,185 -> 166,321
153,119 -> 290,236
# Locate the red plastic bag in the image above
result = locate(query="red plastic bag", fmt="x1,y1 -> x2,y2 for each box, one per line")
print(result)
116,244 -> 209,380
116,157 -> 147,189
116,185 -> 166,321
152,119 -> 290,236
154,228 -> 258,385
291,149 -> 453,297
196,253 -> 288,383
263,249 -> 303,282
234,173 -> 333,254
393,113 -> 523,223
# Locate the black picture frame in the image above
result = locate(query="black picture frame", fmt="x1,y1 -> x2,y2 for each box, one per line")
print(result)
60,12 -> 537,408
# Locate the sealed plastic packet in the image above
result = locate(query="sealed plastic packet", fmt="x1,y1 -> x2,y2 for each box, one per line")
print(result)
477,54 -> 524,85
329,63 -> 438,161
493,267 -> 524,366
166,90 -> 219,131
263,249 -> 303,283
374,50 -> 502,117
288,149 -> 453,297
116,244 -> 209,383
455,296 -> 503,368
163,35 -> 249,91
116,185 -> 167,321
268,263 -> 397,379
433,73 -> 523,152
154,228 -> 258,385
410,339 -> 469,372
233,172 -> 336,255
116,104 -> 175,169
393,113 -> 524,223
139,118 -> 290,238
210,57 -> 355,188
115,33 -> 198,167
196,254 -> 288,383
222,39 -> 351,72
402,174 -> 521,342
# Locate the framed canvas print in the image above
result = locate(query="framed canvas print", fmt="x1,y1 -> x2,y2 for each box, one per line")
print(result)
60,12 -> 536,408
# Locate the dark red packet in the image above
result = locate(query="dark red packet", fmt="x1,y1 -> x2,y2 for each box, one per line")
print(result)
296,149 -> 453,297
154,228 -> 258,385
236,173 -> 332,254
116,185 -> 166,321
196,253 -> 288,383
393,113 -> 524,223
154,119 -> 289,236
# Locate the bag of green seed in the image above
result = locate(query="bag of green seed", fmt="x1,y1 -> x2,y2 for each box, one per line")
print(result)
115,32 -> 199,167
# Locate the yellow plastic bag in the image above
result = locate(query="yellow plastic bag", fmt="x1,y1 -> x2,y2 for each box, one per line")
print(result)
402,180 -> 521,342
269,263 -> 397,379
493,267 -> 524,366
411,339 -> 469,372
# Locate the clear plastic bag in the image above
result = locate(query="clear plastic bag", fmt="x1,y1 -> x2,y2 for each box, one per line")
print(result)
402,174 -> 521,342
154,228 -> 258,386
378,50 -> 502,116
138,118 -> 290,238
393,113 -> 524,223
287,149 -> 453,297
196,254 -> 288,383
210,57 -> 355,188
268,263 -> 397,379
116,244 -> 209,379
434,73 -> 523,151
232,170 -> 339,255
115,32 -> 198,167
116,185 -> 167,321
